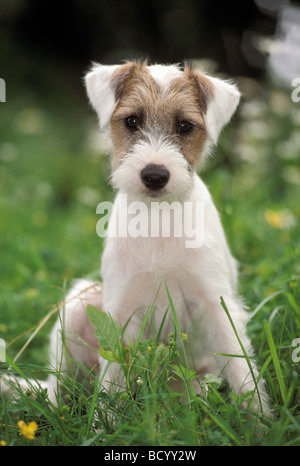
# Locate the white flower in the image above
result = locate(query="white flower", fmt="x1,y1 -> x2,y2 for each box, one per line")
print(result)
136,376 -> 143,386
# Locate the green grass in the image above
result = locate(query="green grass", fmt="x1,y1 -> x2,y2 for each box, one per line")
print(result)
0,80 -> 300,446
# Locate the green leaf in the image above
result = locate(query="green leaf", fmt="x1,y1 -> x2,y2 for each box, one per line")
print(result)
99,347 -> 120,363
171,364 -> 198,382
201,373 -> 223,388
86,305 -> 122,352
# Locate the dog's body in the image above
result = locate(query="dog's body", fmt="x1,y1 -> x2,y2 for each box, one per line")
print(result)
1,61 -> 269,414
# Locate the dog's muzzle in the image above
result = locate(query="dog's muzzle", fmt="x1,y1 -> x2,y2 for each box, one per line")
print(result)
141,164 -> 170,192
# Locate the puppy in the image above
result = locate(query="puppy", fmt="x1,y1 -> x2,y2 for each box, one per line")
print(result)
1,61 -> 269,415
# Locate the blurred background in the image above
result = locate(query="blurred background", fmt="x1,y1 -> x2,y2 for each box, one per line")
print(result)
1,0 -> 300,361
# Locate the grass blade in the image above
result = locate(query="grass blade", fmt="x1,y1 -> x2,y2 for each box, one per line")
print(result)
197,397 -> 243,446
248,290 -> 283,320
263,319 -> 287,406
220,296 -> 263,413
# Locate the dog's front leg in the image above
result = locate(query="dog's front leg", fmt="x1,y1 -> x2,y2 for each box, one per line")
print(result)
98,278 -> 149,394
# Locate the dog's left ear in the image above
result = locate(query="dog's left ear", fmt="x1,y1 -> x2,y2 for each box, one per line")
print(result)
202,75 -> 241,145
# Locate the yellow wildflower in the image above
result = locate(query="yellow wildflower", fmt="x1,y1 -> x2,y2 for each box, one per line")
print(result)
0,440 -> 6,446
181,332 -> 189,342
17,420 -> 38,440
264,209 -> 295,230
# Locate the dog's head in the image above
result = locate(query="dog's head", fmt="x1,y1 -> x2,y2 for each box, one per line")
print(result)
85,61 -> 240,200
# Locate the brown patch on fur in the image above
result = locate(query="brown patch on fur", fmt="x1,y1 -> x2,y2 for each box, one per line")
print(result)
110,61 -> 161,167
109,61 -> 214,168
186,66 -> 215,113
111,60 -> 149,101
166,65 -> 214,165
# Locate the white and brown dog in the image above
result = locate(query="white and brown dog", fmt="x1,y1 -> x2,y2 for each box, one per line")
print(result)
1,61 -> 269,414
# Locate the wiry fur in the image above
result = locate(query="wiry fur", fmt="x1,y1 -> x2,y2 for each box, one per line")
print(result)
1,60 -> 270,415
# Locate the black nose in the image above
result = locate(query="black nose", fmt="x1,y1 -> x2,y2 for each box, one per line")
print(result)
141,164 -> 170,191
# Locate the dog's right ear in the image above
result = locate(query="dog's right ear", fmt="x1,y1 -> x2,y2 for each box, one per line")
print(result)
85,63 -> 134,129
84,64 -> 121,129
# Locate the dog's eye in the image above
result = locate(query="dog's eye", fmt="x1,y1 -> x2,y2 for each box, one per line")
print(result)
177,120 -> 193,134
125,115 -> 139,130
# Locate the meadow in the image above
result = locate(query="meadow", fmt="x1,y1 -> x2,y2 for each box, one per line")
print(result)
0,72 -> 300,446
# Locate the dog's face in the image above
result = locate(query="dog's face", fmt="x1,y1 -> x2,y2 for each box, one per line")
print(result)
85,61 -> 240,201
